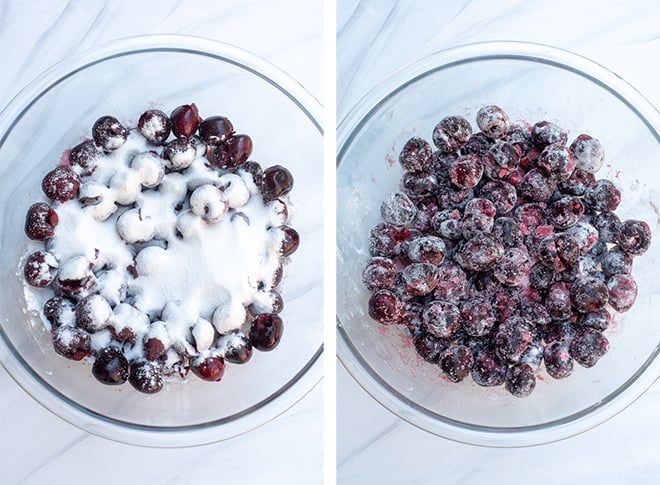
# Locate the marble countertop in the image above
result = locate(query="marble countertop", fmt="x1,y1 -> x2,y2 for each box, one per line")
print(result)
0,1 -> 322,483
337,0 -> 659,484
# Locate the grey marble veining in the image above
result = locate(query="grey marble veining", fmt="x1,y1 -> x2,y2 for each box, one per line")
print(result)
337,0 -> 659,483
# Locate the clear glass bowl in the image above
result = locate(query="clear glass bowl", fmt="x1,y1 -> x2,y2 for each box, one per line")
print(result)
0,35 -> 323,447
337,41 -> 659,447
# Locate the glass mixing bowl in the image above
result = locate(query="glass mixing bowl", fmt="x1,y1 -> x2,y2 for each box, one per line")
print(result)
337,41 -> 659,447
0,35 -> 323,447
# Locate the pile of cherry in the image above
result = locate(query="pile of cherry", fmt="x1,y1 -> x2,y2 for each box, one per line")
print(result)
23,104 -> 298,393
363,105 -> 651,397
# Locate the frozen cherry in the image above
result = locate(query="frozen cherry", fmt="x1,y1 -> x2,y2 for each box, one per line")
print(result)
368,223 -> 409,257
129,360 -> 163,394
434,262 -> 468,300
92,116 -> 128,151
531,121 -> 567,147
485,141 -> 519,172
536,233 -> 579,272
225,134 -> 253,167
519,340 -> 544,371
439,345 -> 473,383
24,251 -> 58,287
569,134 -> 604,173
220,332 -> 253,364
422,300 -> 460,338
543,340 -> 573,379
543,320 -> 576,345
493,248 -> 530,286
570,328 -> 609,368
492,217 -> 523,248
479,180 -> 517,215
144,337 -> 166,361
515,203 -> 547,235
42,166 -> 81,202
262,165 -> 294,200
138,109 -> 171,144
471,350 -> 507,387
618,220 -> 651,256
529,263 -> 555,291
362,257 -> 397,291
449,154 -> 483,189
493,316 -> 533,364
92,347 -> 129,385
43,297 -> 75,329
462,132 -> 491,157
249,313 -> 283,350
437,186 -> 474,211
456,233 -> 504,272
432,116 -> 472,152
517,169 -> 556,202
163,137 -> 196,170
413,331 -> 447,363
52,325 -> 91,361
506,124 -> 533,156
570,276 -> 608,313
548,196 -> 584,229
601,246 -> 632,277
459,297 -> 495,336
279,225 -> 300,257
401,171 -> 438,199
431,209 -> 463,239
545,282 -> 572,320
520,301 -> 551,328
559,168 -> 595,196
607,273 -> 638,312
407,236 -> 445,265
25,202 -> 58,240
199,116 -> 234,145
75,294 -> 112,332
537,144 -> 576,182
381,192 -> 417,226
170,103 -> 200,138
592,211 -> 621,244
191,355 -> 226,382
399,137 -> 433,172
401,262 -> 439,296
584,180 -> 621,212
69,139 -> 100,175
476,105 -> 509,139
577,308 -> 612,331
505,363 -> 536,397
566,219 -> 599,255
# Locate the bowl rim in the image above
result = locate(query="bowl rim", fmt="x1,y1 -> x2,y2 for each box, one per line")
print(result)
0,33 -> 323,448
336,40 -> 659,447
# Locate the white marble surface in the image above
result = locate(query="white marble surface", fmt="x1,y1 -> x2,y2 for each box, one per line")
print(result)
0,1 -> 322,483
337,0 -> 659,483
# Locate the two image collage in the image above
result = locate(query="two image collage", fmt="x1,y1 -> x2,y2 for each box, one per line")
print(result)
0,0 -> 659,484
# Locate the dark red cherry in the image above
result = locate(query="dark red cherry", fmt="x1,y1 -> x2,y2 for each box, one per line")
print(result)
279,226 -> 300,256
138,109 -> 172,145
92,347 -> 129,385
191,355 -> 226,382
227,134 -> 253,167
170,104 -> 201,138
199,116 -> 234,145
42,166 -> 81,202
249,313 -> 283,351
128,360 -> 164,394
25,203 -> 58,240
262,165 -> 294,200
